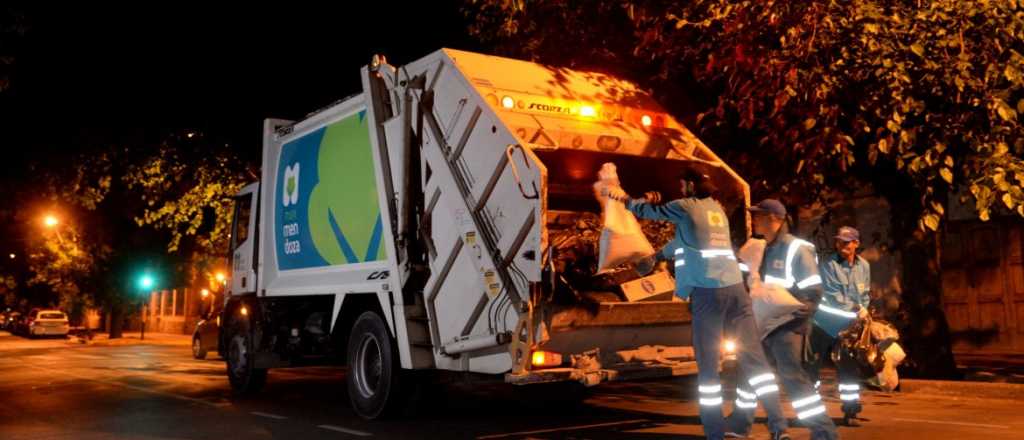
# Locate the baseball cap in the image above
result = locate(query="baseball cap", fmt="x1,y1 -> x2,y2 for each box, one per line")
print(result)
748,199 -> 787,217
835,226 -> 860,242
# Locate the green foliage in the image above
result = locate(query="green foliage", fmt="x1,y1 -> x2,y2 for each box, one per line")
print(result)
122,133 -> 253,255
27,221 -> 109,301
465,0 -> 1024,230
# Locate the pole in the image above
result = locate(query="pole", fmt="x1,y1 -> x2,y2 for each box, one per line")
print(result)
140,301 -> 146,340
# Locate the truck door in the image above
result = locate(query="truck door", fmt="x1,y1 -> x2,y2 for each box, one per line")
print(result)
230,183 -> 260,295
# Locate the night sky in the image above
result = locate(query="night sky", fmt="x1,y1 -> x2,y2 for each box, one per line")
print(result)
2,3 -> 479,171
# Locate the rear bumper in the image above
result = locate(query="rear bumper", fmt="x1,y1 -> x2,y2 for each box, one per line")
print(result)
506,360 -> 699,386
31,326 -> 69,336
506,344 -> 698,386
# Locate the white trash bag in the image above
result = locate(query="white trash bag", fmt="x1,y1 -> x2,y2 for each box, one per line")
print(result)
739,238 -> 803,337
593,163 -> 654,273
737,238 -> 767,285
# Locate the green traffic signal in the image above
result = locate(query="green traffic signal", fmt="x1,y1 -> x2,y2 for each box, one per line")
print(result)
138,274 -> 155,290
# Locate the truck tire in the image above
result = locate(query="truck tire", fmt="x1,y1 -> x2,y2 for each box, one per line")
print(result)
347,311 -> 407,419
192,335 -> 207,360
225,311 -> 266,394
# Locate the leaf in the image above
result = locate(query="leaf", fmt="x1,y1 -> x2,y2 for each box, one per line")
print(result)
940,167 -> 953,184
1018,99 -> 1024,114
804,118 -> 817,130
996,142 -> 1009,156
945,156 -> 954,167
980,209 -> 991,222
878,138 -> 889,154
996,100 -> 1017,122
910,43 -> 925,57
923,213 -> 940,231
1004,193 -> 1016,210
931,201 -> 945,215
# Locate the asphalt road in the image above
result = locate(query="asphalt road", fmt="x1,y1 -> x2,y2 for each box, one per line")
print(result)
0,331 -> 1020,439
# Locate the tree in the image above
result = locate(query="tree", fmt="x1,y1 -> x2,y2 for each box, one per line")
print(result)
122,130 -> 257,285
25,215 -> 110,324
464,0 -> 1024,377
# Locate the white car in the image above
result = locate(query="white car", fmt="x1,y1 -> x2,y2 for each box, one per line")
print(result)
28,310 -> 70,338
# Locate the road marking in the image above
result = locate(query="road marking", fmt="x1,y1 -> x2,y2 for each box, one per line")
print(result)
251,411 -> 288,420
26,364 -> 229,409
318,424 -> 373,437
893,418 -> 1010,429
476,419 -> 650,439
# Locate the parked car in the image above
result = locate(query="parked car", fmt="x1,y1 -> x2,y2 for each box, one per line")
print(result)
4,312 -> 21,331
191,291 -> 221,359
15,308 -> 40,335
24,310 -> 70,338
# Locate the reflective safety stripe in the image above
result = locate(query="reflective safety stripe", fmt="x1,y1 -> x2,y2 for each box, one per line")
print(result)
675,259 -> 686,267
838,384 -> 860,391
796,274 -> 823,289
699,384 -> 722,394
792,394 -> 822,409
765,238 -> 816,290
700,249 -> 736,259
736,388 -> 757,400
699,396 -> 724,406
738,263 -> 750,272
735,399 -> 758,409
819,304 -> 858,319
675,248 -> 684,255
749,373 -> 776,386
797,405 -> 828,420
763,275 -> 794,288
840,393 -> 860,401
814,381 -> 821,390
784,238 -> 814,285
755,384 -> 779,396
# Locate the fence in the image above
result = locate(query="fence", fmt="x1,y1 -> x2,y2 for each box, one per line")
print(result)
141,288 -> 210,335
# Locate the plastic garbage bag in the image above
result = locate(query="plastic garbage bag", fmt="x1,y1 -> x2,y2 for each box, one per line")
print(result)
750,281 -> 804,338
593,163 -> 654,273
876,342 -> 906,391
737,238 -> 766,285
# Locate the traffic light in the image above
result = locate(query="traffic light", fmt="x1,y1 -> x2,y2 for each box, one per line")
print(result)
138,273 -> 155,290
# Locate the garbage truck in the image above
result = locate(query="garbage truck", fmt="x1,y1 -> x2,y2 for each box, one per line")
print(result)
219,48 -> 751,419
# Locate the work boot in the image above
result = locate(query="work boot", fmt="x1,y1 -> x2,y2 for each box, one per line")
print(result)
842,402 -> 862,426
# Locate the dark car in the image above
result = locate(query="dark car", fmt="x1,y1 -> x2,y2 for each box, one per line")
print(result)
4,312 -> 21,331
191,291 -> 221,359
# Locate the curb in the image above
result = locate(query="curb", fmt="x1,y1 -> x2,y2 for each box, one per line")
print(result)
899,379 -> 1024,401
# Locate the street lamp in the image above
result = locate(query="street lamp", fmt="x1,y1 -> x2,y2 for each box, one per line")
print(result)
214,271 -> 227,286
43,215 -> 59,228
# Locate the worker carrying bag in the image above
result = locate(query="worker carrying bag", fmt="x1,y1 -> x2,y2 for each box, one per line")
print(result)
592,163 -> 655,273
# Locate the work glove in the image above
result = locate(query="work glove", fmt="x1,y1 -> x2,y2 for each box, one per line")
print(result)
857,306 -> 869,319
793,303 -> 814,319
602,186 -> 630,202
643,191 -> 662,204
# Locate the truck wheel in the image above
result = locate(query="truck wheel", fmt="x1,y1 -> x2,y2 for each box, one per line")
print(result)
192,336 -> 207,360
347,311 -> 407,419
225,312 -> 266,394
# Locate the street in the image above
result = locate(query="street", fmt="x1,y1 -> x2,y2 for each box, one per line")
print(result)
0,332 -> 1018,439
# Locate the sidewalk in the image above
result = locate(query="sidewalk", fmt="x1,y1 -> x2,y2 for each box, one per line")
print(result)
69,331 -> 191,347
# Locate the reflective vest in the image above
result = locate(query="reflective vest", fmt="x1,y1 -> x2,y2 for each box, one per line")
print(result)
814,254 -> 871,337
629,197 -> 742,298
